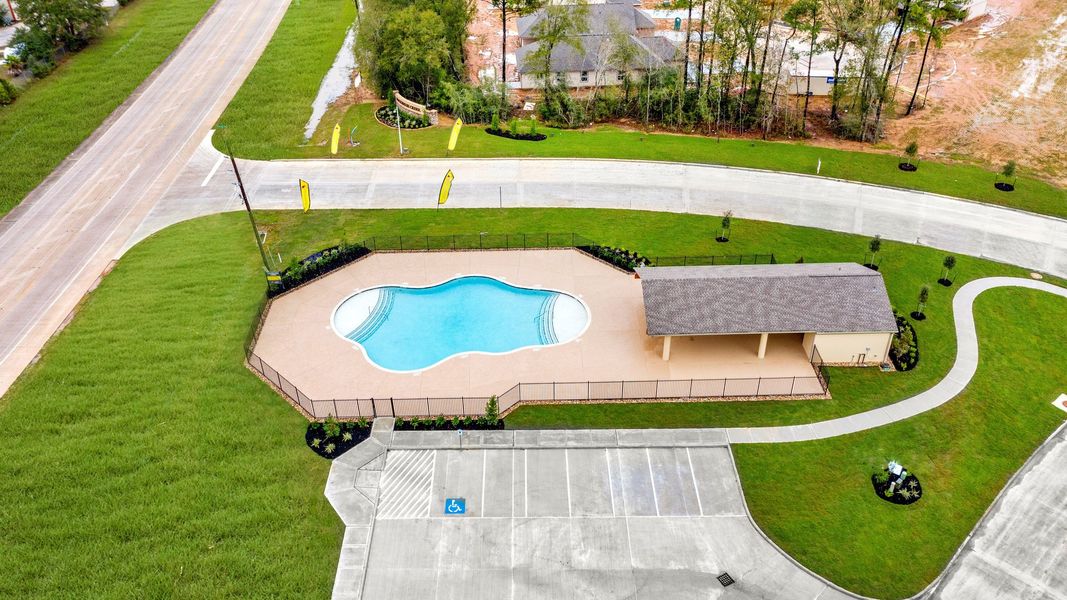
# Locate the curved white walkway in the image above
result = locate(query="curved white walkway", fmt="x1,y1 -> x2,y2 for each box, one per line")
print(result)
727,277 -> 1067,443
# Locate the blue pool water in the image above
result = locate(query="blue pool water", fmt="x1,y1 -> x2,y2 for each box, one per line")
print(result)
332,276 -> 587,372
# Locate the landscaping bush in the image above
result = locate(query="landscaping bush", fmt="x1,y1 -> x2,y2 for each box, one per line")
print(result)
374,105 -> 432,129
273,240 -> 371,295
484,127 -> 547,142
576,244 -> 650,272
305,417 -> 372,459
889,314 -> 920,371
394,415 -> 504,431
871,464 -> 923,505
430,80 -> 510,124
0,79 -> 17,106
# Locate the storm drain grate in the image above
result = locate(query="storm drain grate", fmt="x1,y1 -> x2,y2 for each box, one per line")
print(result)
717,572 -> 735,587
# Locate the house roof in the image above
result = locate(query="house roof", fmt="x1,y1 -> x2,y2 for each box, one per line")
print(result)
515,34 -> 678,74
635,263 -> 897,336
517,2 -> 656,39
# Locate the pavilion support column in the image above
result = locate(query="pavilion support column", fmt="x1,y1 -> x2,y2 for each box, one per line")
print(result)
662,335 -> 672,361
757,332 -> 769,359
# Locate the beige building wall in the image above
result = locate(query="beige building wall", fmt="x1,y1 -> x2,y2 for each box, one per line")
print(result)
811,332 -> 893,365
518,69 -> 641,90
789,75 -> 835,96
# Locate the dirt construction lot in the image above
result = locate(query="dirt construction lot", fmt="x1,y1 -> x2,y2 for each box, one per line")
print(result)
885,0 -> 1067,183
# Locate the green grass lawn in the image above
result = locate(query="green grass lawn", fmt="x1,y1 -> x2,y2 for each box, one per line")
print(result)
735,288 -> 1067,598
1,207 -> 1064,597
213,0 -> 355,156
0,0 -> 215,217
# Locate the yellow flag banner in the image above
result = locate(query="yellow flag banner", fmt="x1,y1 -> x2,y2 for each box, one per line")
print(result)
438,170 -> 454,207
447,119 -> 463,152
330,124 -> 341,155
299,179 -> 311,212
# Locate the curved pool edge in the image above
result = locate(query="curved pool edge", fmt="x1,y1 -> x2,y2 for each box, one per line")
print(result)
330,274 -> 592,374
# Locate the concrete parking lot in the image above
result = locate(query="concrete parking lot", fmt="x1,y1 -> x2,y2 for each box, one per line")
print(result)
332,435 -> 855,600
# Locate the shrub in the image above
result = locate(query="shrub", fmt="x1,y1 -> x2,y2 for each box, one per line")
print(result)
0,78 -> 16,105
273,240 -> 371,295
484,395 -> 499,422
576,244 -> 651,272
890,314 -> 920,371
431,80 -> 510,124
508,118 -> 519,136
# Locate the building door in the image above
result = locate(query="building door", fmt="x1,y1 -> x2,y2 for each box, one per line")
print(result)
857,353 -> 866,364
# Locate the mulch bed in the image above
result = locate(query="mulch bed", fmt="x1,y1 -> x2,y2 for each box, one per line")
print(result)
394,416 -> 504,431
485,128 -> 547,142
305,420 -> 372,459
871,472 -> 924,505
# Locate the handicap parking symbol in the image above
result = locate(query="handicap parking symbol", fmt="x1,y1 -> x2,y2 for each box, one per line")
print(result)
444,497 -> 466,515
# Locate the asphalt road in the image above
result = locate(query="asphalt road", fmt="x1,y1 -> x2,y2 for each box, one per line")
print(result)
0,0 -> 291,397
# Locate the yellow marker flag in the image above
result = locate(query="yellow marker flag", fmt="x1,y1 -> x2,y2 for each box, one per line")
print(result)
330,124 -> 341,155
438,170 -> 454,207
447,119 -> 463,152
299,179 -> 311,212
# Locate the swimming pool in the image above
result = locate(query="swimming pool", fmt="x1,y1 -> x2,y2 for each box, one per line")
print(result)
332,276 -> 590,372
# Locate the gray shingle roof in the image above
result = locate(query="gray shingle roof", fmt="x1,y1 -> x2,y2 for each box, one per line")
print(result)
635,263 -> 897,336
515,34 -> 678,74
517,2 -> 656,39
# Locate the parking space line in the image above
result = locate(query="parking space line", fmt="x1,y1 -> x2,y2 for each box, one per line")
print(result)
480,450 -> 488,516
426,450 -> 438,516
605,448 -> 617,518
564,449 -> 572,518
646,448 -> 661,517
686,448 -> 704,517
511,449 -> 516,519
524,449 -> 528,518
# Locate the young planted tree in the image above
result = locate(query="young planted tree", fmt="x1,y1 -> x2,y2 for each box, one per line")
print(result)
717,210 -> 734,242
490,0 -> 545,83
484,395 -> 500,424
900,141 -> 919,171
865,234 -> 882,268
912,284 -> 930,320
939,255 -> 956,286
906,0 -> 966,115
995,160 -> 1017,192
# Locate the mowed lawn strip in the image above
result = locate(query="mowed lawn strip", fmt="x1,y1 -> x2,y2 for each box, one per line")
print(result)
0,216 -> 339,598
1,208 -> 1064,597
213,0 -> 355,155
0,0 -> 215,216
735,288 -> 1067,598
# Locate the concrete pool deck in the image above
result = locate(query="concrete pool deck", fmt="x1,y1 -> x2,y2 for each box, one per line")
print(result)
253,249 -> 821,405
327,419 -> 859,600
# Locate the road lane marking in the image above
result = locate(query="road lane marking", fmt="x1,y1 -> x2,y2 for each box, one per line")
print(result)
201,155 -> 225,187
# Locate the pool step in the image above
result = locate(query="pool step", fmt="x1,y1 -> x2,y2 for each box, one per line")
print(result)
538,294 -> 559,345
347,288 -> 395,343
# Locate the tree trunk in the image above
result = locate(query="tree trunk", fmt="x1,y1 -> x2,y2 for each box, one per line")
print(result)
696,0 -> 709,90
801,26 -> 816,134
765,26 -> 796,139
752,0 -> 777,116
830,42 -> 845,122
871,0 -> 912,140
683,0 -> 695,86
501,6 -> 508,83
906,0 -> 940,115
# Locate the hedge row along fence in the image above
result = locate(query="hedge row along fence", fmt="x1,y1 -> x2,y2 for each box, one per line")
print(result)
268,232 -> 777,297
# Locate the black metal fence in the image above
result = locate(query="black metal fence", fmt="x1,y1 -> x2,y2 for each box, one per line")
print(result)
247,351 -> 829,420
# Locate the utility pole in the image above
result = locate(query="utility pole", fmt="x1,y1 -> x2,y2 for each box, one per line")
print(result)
229,149 -> 273,279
